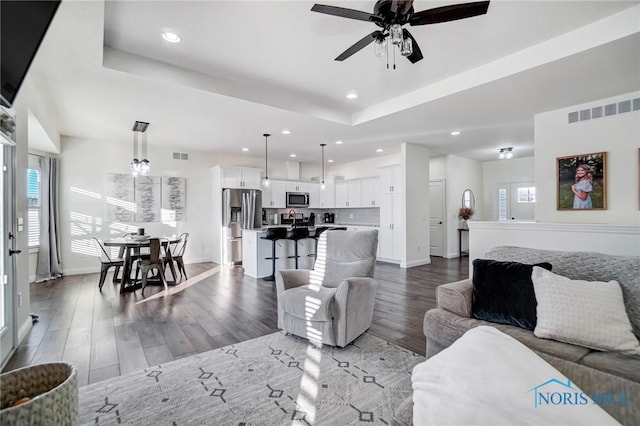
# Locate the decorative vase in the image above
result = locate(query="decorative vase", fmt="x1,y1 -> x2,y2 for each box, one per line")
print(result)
460,219 -> 468,229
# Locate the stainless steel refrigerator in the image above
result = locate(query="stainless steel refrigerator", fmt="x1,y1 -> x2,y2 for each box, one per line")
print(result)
222,188 -> 262,264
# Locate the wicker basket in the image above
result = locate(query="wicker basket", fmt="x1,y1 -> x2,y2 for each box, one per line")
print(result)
0,362 -> 78,425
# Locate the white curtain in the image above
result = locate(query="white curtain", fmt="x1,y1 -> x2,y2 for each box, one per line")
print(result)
35,157 -> 62,282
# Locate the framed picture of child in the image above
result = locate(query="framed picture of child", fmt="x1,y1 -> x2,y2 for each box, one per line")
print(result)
557,152 -> 607,210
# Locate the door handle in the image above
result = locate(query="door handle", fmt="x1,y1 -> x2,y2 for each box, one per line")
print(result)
9,249 -> 22,256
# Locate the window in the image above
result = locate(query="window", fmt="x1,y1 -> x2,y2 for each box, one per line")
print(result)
498,188 -> 507,221
517,186 -> 536,203
27,159 -> 41,248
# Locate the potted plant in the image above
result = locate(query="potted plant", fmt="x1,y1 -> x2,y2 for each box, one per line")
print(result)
458,207 -> 474,229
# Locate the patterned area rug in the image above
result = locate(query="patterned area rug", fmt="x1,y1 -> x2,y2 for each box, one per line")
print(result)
78,332 -> 423,425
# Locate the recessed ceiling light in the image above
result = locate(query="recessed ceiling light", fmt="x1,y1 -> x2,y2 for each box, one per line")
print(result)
289,154 -> 297,158
335,140 -> 343,145
376,148 -> 384,153
162,32 -> 181,43
281,129 -> 291,135
328,159 -> 334,163
346,91 -> 358,100
450,131 -> 461,136
241,148 -> 249,152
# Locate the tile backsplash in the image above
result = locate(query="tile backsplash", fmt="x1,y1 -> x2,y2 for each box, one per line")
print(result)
263,208 -> 379,226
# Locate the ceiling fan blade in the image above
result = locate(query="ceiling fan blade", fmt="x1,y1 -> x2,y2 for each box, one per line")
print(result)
311,4 -> 380,23
403,29 -> 423,63
335,31 -> 383,61
409,1 -> 490,26
391,0 -> 414,15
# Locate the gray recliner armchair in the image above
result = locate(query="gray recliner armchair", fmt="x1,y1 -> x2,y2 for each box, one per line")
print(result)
276,229 -> 378,347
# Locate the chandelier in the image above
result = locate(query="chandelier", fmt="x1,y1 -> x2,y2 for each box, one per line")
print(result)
130,121 -> 150,176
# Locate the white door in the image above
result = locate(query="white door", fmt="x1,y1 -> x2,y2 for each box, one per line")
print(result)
308,183 -> 320,208
1,144 -> 16,365
379,193 -> 394,259
509,182 -> 535,220
429,179 -> 445,257
335,181 -> 348,208
271,181 -> 287,208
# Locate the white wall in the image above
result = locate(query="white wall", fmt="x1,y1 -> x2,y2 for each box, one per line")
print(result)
535,91 -> 640,224
402,143 -> 430,267
442,154 -> 483,257
328,153 -> 401,179
481,157 -> 535,220
12,74 -> 62,342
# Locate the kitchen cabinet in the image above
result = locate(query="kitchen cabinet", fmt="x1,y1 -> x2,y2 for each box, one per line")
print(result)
221,167 -> 262,189
379,192 -> 402,262
308,183 -> 320,208
360,177 -> 379,207
335,180 -> 362,208
320,179 -> 335,208
286,182 -> 307,193
379,164 -> 401,194
262,180 -> 287,208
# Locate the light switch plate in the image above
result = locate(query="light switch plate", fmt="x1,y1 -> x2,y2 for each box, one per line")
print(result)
17,217 -> 23,225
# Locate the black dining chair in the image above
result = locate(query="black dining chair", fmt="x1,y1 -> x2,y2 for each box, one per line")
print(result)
93,237 -> 125,292
165,233 -> 189,281
134,238 -> 169,295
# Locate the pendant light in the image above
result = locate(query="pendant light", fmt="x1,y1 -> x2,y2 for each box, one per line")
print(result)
262,133 -> 271,188
320,143 -> 326,191
130,121 -> 150,176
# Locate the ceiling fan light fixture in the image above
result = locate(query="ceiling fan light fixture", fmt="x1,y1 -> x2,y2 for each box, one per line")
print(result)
390,24 -> 403,45
400,37 -> 413,57
373,37 -> 386,57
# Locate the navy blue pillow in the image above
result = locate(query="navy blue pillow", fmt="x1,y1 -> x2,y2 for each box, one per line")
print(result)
471,259 -> 552,330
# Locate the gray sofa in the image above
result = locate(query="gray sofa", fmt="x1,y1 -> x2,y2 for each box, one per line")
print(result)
394,246 -> 640,426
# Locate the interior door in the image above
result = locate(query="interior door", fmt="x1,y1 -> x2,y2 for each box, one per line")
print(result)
1,144 -> 16,366
509,182 -> 535,220
429,179 -> 445,257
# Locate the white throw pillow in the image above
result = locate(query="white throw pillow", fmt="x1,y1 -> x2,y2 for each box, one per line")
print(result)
531,266 -> 640,355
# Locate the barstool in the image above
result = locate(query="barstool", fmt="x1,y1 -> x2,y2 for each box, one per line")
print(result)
260,227 -> 288,281
308,227 -> 329,260
286,228 -> 309,269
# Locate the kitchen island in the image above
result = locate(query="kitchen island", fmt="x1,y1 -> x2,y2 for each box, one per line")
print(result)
242,225 -> 379,279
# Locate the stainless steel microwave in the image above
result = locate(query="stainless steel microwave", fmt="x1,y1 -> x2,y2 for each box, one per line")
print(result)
286,192 -> 309,208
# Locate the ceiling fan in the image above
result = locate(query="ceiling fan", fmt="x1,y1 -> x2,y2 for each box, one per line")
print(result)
311,0 -> 490,65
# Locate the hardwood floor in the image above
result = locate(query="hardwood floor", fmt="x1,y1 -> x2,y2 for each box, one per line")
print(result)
3,257 -> 468,385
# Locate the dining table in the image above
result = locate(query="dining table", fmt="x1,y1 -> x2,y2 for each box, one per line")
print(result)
103,235 -> 181,293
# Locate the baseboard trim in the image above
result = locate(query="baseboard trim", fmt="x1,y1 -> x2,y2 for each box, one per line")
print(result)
401,258 -> 431,268
18,317 -> 33,344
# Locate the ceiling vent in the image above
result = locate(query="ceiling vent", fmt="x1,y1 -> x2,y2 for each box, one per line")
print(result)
568,97 -> 639,124
172,152 -> 189,160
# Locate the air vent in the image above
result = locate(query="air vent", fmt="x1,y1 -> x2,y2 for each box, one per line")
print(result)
568,97 -> 639,124
172,152 -> 189,160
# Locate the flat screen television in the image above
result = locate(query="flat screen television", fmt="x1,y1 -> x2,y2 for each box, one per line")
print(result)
1,0 -> 61,107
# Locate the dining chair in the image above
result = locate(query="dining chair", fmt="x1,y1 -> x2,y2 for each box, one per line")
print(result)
166,233 -> 189,280
134,238 -> 169,294
93,237 -> 125,292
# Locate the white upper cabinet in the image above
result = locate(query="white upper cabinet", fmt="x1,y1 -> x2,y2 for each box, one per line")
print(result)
360,177 -> 379,207
320,179 -> 335,208
335,179 -> 362,208
263,180 -> 287,208
286,182 -> 307,192
379,165 -> 401,194
221,167 -> 262,189
308,183 -> 320,208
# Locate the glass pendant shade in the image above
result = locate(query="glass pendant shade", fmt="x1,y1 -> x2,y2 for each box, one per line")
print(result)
390,24 -> 402,46
400,37 -> 413,56
140,159 -> 150,175
130,159 -> 140,176
374,37 -> 386,57
263,177 -> 270,188
320,182 -> 325,191
499,150 -> 506,160
506,151 -> 513,159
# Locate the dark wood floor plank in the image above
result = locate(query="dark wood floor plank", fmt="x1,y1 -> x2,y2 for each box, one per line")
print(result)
4,257 -> 468,378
